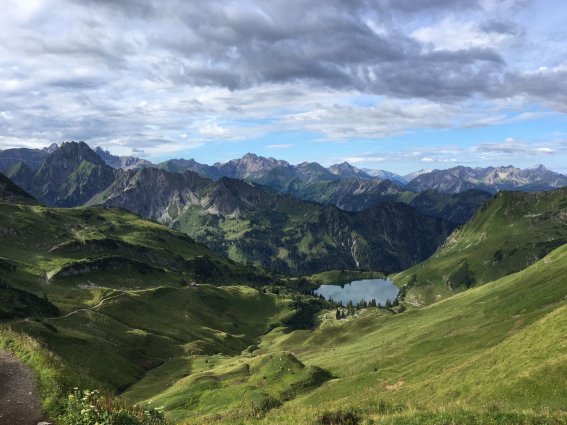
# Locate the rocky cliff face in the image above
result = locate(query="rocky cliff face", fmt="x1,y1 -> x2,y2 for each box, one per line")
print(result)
92,167 -> 453,274
29,142 -> 117,207
95,147 -> 151,170
2,142 -> 117,207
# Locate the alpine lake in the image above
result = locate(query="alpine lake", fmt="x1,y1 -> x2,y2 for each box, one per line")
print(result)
315,278 -> 399,305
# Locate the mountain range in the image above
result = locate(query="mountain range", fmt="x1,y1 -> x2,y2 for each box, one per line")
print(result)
0,141 -> 565,274
89,167 -> 453,274
3,143 -> 565,196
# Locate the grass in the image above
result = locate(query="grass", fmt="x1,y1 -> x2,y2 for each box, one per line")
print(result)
394,188 -> 567,305
0,327 -> 90,418
7,285 -> 292,393
0,201 -> 270,316
1,196 -> 566,424
246,244 -> 567,424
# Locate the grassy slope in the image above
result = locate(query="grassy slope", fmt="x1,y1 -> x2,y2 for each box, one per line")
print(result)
254,244 -> 567,425
0,200 -> 298,420
8,285 -> 291,393
0,201 -> 269,314
394,188 -> 567,305
116,245 -> 567,424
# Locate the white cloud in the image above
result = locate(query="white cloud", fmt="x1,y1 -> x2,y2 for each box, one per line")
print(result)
344,156 -> 386,164
412,18 -> 515,52
266,144 -> 294,149
198,122 -> 230,138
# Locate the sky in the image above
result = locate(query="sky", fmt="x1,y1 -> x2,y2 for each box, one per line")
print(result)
1,0 -> 567,174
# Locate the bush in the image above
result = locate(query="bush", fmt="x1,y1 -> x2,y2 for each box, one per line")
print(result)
318,410 -> 360,425
60,388 -> 167,425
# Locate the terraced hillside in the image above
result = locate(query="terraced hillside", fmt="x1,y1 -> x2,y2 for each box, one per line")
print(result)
394,187 -> 567,305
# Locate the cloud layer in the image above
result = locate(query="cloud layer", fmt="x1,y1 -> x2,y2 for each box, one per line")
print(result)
0,0 -> 566,168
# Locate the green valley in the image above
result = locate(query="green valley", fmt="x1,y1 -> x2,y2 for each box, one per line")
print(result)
0,161 -> 565,425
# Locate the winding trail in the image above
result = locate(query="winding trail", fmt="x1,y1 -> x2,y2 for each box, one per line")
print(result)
0,350 -> 45,425
47,292 -> 126,321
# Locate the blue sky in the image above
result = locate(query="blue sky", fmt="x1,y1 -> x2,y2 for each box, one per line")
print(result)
1,0 -> 567,174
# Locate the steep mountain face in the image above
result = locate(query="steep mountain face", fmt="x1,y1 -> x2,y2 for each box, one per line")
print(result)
395,187 -> 567,305
89,167 -> 210,221
0,148 -> 49,172
328,162 -> 373,179
95,147 -> 151,169
289,178 -> 408,211
29,142 -> 117,207
3,142 -> 118,207
406,165 -> 567,194
92,168 -> 453,274
362,168 -> 407,184
0,172 -> 37,205
5,161 -> 36,191
408,189 -> 493,224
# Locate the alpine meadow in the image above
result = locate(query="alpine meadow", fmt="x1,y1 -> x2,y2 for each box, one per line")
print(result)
0,1 -> 566,425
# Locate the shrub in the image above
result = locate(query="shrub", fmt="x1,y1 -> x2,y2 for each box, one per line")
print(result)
60,388 -> 167,425
317,410 -> 360,425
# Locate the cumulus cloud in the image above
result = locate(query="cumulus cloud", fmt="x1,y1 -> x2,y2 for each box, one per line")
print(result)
0,0 -> 565,161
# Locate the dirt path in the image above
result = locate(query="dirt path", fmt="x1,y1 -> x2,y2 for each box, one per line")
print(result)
0,349 -> 45,425
47,292 -> 125,321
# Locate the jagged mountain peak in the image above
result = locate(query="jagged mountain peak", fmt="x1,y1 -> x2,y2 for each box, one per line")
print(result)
329,161 -> 368,175
42,142 -> 59,153
94,146 -> 151,170
406,164 -> 567,194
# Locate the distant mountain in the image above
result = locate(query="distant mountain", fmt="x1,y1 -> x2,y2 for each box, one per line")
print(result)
329,162 -> 373,179
0,147 -> 49,172
403,168 -> 432,182
5,142 -> 117,207
42,142 -> 59,154
288,178 -> 408,211
0,172 -> 37,205
90,167 -> 453,275
406,165 -> 567,194
95,147 -> 152,169
362,168 -> 408,184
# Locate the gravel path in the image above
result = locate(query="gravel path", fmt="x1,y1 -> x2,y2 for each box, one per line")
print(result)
0,349 -> 45,425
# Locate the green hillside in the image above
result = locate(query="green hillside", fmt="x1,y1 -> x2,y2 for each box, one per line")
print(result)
0,200 -> 269,314
394,188 -> 567,305
8,285 -> 292,393
116,244 -> 567,424
0,178 -> 565,425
